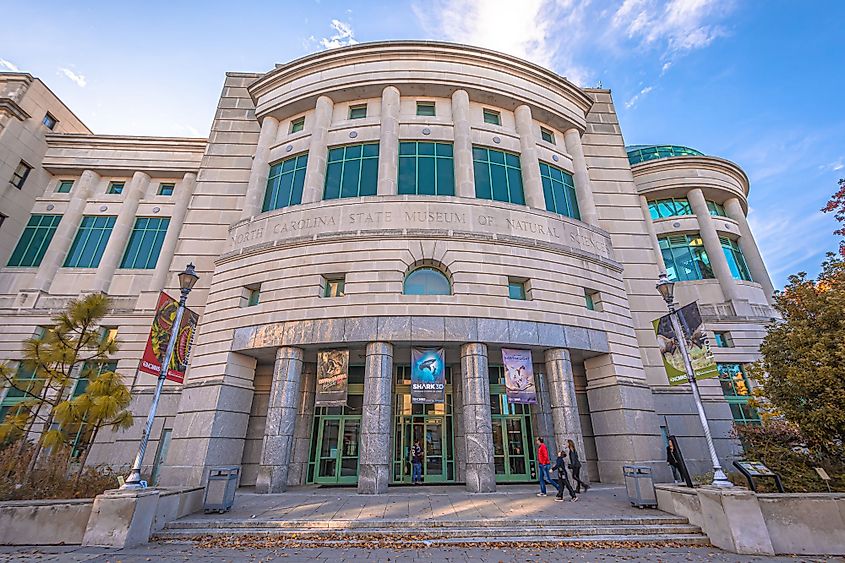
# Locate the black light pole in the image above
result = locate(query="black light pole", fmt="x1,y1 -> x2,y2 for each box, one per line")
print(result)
122,263 -> 199,489
656,273 -> 732,488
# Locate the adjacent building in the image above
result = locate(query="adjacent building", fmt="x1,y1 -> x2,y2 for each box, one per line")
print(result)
0,41 -> 775,493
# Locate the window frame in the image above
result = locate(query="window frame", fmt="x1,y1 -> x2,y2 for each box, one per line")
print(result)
482,108 -> 501,125
10,161 -> 32,189
42,113 -> 58,130
707,200 -> 727,217
507,278 -> 527,300
717,363 -> 761,424
56,180 -> 74,194
348,104 -> 368,120
403,267 -> 451,296
720,237 -> 753,281
659,233 -> 715,282
64,215 -> 117,268
322,275 -> 346,298
107,181 -> 125,195
713,331 -> 734,348
263,152 -> 308,211
540,127 -> 555,144
539,162 -> 580,219
119,216 -> 170,269
323,143 -> 379,200
647,197 -> 693,219
157,183 -> 175,196
416,101 -> 436,117
398,141 -> 455,196
472,146 -> 525,205
289,116 -> 305,134
7,214 -> 62,267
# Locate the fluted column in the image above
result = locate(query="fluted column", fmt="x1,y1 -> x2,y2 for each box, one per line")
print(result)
461,342 -> 496,493
688,188 -> 740,302
301,96 -> 334,204
377,86 -> 400,196
640,195 -> 667,271
563,128 -> 598,226
148,172 -> 197,292
544,348 -> 587,481
451,90 -> 475,199
514,105 -> 545,209
32,169 -> 100,293
358,341 -> 393,494
240,116 -> 279,220
724,197 -> 775,304
255,346 -> 304,493
95,171 -> 151,294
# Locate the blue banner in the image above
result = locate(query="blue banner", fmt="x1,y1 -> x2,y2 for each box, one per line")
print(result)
411,347 -> 445,404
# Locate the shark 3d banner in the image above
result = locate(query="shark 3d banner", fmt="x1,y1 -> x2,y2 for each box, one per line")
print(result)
411,347 -> 446,404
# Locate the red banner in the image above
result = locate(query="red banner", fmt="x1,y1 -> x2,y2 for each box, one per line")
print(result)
139,292 -> 199,384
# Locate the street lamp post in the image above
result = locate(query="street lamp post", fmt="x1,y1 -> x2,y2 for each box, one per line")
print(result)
656,273 -> 733,488
122,263 -> 199,489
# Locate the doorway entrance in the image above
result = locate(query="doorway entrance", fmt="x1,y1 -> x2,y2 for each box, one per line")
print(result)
489,366 -> 535,483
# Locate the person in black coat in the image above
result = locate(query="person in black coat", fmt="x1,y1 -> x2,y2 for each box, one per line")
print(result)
567,439 -> 590,493
551,450 -> 578,502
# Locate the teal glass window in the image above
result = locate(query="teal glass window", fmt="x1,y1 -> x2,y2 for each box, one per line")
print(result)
720,237 -> 753,281
659,234 -> 715,282
585,290 -> 596,310
707,200 -> 727,217
398,142 -> 454,196
263,153 -> 308,211
626,145 -> 704,165
647,197 -> 692,219
7,214 -> 62,267
64,215 -> 116,268
404,268 -> 451,295
158,183 -> 175,196
323,276 -> 345,297
107,182 -> 124,195
508,279 -> 526,300
120,217 -> 170,269
290,116 -> 305,133
717,363 -> 760,424
539,162 -> 580,219
540,127 -> 555,144
482,109 -> 501,125
348,104 -> 367,119
713,331 -> 734,348
57,180 -> 74,193
472,146 -> 525,205
247,288 -> 260,306
324,143 -> 379,200
416,102 -> 436,117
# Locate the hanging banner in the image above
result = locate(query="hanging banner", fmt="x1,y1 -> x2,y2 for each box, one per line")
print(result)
411,347 -> 445,404
653,301 -> 718,386
316,349 -> 349,407
502,348 -> 537,404
139,292 -> 199,384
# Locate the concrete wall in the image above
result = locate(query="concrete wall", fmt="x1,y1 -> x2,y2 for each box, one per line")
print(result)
0,498 -> 94,545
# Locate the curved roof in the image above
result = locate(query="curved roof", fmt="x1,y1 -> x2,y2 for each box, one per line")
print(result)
625,144 -> 704,166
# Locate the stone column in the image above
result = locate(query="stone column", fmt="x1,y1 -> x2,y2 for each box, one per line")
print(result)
148,172 -> 197,292
95,171 -> 151,294
688,188 -> 740,302
514,105 -> 545,210
563,128 -> 599,226
301,96 -> 334,204
255,346 -> 304,493
639,195 -> 667,272
460,342 -> 496,493
451,90 -> 475,199
240,116 -> 279,220
33,169 -> 100,293
358,341 -> 393,494
451,365 -> 466,482
531,365 -> 557,458
287,362 -> 316,487
377,86 -> 400,196
724,197 -> 776,304
544,348 -> 587,480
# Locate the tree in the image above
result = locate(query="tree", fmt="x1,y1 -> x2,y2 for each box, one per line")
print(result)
750,254 -> 845,453
0,293 -> 133,482
822,177 -> 845,257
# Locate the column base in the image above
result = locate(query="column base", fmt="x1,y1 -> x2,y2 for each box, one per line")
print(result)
255,465 -> 288,494
464,464 -> 496,493
357,463 -> 389,494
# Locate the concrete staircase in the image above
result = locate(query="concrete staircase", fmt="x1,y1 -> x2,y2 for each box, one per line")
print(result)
156,515 -> 709,546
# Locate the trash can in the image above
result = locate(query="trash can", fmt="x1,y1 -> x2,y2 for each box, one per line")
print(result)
623,465 -> 657,508
203,466 -> 240,513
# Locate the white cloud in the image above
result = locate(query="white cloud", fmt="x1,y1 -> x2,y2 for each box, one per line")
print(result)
58,67 -> 87,87
624,85 -> 654,108
319,19 -> 358,49
660,61 -> 672,75
0,58 -> 20,72
821,158 -> 844,172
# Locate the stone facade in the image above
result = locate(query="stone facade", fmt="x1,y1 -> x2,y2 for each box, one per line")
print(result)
0,42 -> 776,491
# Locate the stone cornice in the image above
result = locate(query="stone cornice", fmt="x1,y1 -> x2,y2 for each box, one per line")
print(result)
631,155 -> 750,198
45,133 -> 207,152
0,98 -> 30,121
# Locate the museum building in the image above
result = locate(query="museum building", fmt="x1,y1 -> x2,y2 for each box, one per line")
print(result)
0,41 -> 776,493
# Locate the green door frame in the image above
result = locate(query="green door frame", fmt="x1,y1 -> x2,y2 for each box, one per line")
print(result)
489,379 -> 535,483
312,414 -> 361,485
394,414 -> 451,484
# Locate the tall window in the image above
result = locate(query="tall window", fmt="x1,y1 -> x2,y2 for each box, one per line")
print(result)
7,214 -> 62,267
403,267 -> 451,295
473,147 -> 525,205
120,217 -> 170,269
10,161 -> 31,189
64,215 -> 116,268
0,362 -> 42,421
398,142 -> 454,196
539,162 -> 580,219
647,197 -> 692,219
707,200 -> 727,217
263,153 -> 308,211
717,363 -> 761,424
324,143 -> 379,200
659,234 -> 714,281
721,237 -> 752,281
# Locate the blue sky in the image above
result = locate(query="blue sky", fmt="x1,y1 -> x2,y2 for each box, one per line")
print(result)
2,0 -> 843,287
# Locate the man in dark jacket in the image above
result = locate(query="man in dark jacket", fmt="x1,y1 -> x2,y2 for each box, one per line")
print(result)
551,450 -> 578,502
567,439 -> 590,493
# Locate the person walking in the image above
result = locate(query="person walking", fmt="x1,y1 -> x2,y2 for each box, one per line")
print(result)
411,439 -> 423,485
667,438 -> 683,484
567,439 -> 590,493
535,437 -> 560,496
551,449 -> 578,502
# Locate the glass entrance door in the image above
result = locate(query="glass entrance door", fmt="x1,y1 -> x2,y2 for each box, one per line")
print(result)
489,366 -> 535,483
395,415 -> 449,483
314,416 -> 360,485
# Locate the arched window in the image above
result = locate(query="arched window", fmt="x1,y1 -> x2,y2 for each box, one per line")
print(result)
403,267 -> 451,295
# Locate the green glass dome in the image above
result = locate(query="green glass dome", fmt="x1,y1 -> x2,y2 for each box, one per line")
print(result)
626,144 -> 704,166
